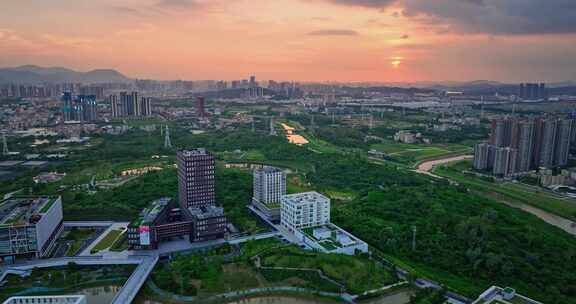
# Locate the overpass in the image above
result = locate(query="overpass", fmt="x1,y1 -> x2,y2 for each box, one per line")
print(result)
0,230 -> 281,303
0,255 -> 157,304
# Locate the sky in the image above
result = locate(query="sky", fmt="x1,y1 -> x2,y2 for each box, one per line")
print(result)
1,0 -> 576,82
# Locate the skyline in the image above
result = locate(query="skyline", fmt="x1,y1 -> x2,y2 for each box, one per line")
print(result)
2,0 -> 576,82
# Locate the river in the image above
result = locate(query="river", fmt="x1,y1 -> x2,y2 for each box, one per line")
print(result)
133,290 -> 412,304
416,155 -> 576,236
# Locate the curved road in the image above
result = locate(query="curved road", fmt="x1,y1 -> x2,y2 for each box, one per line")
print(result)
415,154 -> 576,236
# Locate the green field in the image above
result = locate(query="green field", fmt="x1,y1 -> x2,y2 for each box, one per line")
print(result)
433,161 -> 576,221
371,142 -> 472,165
92,229 -> 124,253
261,246 -> 396,294
0,264 -> 135,302
63,228 -> 98,256
151,239 -> 397,298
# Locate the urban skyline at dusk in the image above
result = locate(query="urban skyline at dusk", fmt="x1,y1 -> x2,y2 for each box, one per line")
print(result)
2,0 -> 576,82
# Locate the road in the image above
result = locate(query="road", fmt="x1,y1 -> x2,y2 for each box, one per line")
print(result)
79,222 -> 129,256
415,155 -> 473,178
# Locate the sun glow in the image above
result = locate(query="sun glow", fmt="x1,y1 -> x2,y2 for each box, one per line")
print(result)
391,56 -> 403,69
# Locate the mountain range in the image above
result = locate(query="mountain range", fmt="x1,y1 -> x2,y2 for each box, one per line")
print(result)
0,65 -> 130,84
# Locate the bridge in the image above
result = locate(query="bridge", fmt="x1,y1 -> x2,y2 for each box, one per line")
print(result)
0,230 -> 281,303
0,255 -> 157,304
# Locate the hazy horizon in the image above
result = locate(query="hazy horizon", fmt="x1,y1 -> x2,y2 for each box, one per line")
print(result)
2,0 -> 576,82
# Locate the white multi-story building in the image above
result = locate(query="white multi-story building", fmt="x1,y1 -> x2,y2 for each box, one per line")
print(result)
252,166 -> 286,222
253,166 -> 286,205
279,191 -> 367,255
281,192 -> 330,233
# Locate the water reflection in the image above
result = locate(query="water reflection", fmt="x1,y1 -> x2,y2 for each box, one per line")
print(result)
133,290 -> 412,304
76,285 -> 122,304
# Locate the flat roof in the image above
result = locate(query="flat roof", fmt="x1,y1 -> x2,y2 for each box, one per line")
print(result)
0,161 -> 24,167
282,191 -> 329,205
131,197 -> 172,227
21,161 -> 49,166
179,148 -> 210,157
188,205 -> 224,219
301,223 -> 364,251
0,197 -> 59,226
256,166 -> 283,173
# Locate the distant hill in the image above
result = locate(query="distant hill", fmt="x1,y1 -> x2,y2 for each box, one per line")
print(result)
0,65 -> 131,84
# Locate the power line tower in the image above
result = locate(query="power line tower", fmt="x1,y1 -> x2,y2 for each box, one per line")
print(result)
251,118 -> 256,132
2,133 -> 9,156
164,125 -> 172,149
369,114 -> 374,130
269,117 -> 276,136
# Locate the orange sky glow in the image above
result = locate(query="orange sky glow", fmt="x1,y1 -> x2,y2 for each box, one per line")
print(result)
1,0 -> 575,82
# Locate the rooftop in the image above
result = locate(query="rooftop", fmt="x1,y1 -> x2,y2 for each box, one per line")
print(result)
301,223 -> 364,251
179,148 -> 210,157
473,286 -> 542,304
0,197 -> 59,226
282,191 -> 329,206
131,197 -> 172,227
188,205 -> 224,219
256,166 -> 283,173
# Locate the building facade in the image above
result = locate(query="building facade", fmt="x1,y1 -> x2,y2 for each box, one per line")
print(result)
493,147 -> 518,177
110,92 -> 152,118
280,192 -> 330,233
252,166 -> 285,222
0,197 -> 63,263
177,149 -> 216,209
189,205 -> 227,242
62,93 -> 98,122
473,143 -> 491,171
3,295 -> 86,304
519,83 -> 547,101
128,198 -> 187,250
475,116 -> 574,175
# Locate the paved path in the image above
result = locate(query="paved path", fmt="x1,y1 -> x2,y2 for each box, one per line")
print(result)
0,256 -> 142,282
79,222 -> 129,256
63,221 -> 116,228
110,255 -> 158,304
1,226 -> 282,304
0,255 -> 158,304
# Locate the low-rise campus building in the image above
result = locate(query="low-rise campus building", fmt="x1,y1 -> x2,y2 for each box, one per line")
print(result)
280,191 -> 367,255
0,196 -> 63,263
127,198 -> 191,250
189,205 -> 227,242
472,286 -> 542,304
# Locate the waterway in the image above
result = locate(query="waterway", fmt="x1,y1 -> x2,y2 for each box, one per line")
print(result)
133,290 -> 412,304
416,155 -> 576,236
75,285 -> 122,304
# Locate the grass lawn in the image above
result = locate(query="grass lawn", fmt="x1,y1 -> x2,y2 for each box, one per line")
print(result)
64,228 -> 98,256
433,161 -> 576,221
92,229 -> 124,252
371,142 -> 472,165
287,174 -> 313,194
261,246 -> 396,294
